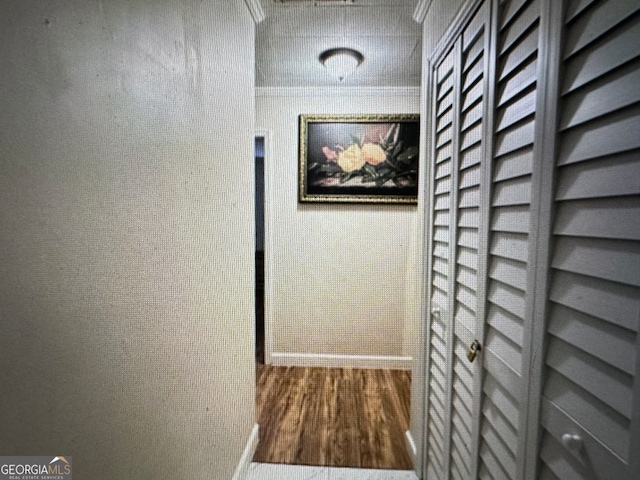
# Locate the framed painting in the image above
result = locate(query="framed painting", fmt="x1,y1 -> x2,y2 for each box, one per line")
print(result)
298,114 -> 420,204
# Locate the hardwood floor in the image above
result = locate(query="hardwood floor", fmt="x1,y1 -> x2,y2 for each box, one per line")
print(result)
253,365 -> 412,470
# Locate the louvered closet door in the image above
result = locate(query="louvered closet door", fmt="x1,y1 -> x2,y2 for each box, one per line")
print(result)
450,3 -> 490,480
477,0 -> 543,479
538,1 -> 640,478
424,2 -> 490,479
425,43 -> 456,480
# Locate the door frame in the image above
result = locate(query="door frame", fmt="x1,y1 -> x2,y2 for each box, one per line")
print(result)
256,129 -> 274,364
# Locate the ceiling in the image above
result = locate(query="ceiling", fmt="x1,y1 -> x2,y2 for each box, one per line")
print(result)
255,0 -> 423,87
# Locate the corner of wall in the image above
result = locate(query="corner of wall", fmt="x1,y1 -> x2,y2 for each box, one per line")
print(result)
232,424 -> 260,480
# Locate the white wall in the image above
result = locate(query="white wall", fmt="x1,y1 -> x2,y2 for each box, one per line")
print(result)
421,0 -> 467,57
0,1 -> 256,478
257,87 -> 420,368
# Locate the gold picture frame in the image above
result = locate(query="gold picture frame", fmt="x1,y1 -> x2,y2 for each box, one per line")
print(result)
298,114 -> 420,204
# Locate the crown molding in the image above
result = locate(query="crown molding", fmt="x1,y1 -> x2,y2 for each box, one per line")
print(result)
412,0 -> 432,23
256,86 -> 421,97
244,0 -> 265,24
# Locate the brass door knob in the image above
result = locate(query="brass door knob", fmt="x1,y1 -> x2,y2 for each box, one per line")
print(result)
467,340 -> 482,363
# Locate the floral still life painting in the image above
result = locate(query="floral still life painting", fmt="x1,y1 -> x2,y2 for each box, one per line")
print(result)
299,114 -> 420,204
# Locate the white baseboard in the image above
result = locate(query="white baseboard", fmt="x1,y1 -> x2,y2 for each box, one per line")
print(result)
232,423 -> 259,480
270,352 -> 412,370
405,429 -> 418,471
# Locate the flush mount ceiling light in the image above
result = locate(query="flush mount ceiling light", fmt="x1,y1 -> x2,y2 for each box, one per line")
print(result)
319,48 -> 364,82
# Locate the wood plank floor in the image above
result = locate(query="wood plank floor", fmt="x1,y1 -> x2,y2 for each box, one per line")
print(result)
253,365 -> 412,470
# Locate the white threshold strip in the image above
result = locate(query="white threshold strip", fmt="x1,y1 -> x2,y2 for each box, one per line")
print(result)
247,463 -> 418,480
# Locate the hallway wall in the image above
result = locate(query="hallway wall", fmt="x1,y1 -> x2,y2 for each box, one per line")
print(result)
0,1 -> 256,478
257,88 -> 420,367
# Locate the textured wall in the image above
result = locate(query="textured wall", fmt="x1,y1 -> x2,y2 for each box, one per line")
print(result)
257,88 -> 420,362
422,0 -> 467,58
0,1 -> 255,478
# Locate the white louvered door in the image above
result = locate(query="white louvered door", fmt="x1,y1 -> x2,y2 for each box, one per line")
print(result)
421,0 -> 640,479
537,1 -> 640,478
450,4 -> 490,480
425,42 -> 456,480
424,2 -> 491,479
477,0 -> 544,478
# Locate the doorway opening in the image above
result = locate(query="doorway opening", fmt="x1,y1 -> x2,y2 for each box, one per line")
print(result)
251,136 -> 412,471
255,135 -> 265,365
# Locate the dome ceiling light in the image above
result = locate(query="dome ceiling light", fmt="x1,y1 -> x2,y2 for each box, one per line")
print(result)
319,48 -> 364,82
